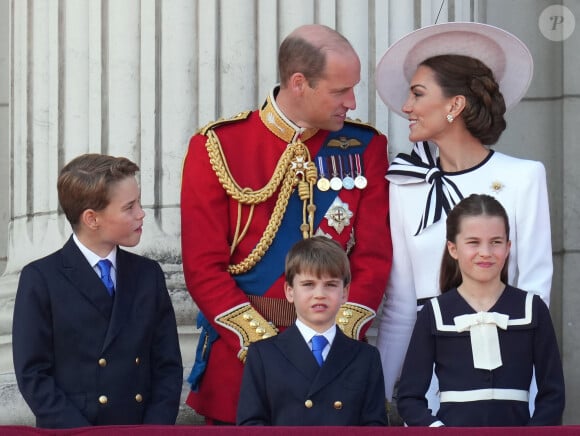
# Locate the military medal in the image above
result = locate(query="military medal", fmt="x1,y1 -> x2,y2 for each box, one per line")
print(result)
341,154 -> 355,190
317,177 -> 331,192
329,155 -> 343,191
316,156 -> 330,192
354,153 -> 367,189
342,176 -> 355,190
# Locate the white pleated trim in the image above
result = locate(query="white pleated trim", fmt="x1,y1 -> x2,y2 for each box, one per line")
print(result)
440,388 -> 529,403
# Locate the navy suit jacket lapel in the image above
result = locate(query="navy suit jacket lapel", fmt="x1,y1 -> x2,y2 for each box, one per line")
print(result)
276,324 -> 359,397
276,324 -> 321,381
102,248 -> 135,351
307,327 -> 358,397
61,236 -> 113,319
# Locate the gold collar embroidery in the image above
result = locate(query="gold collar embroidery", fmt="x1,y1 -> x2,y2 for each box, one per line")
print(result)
259,87 -> 318,143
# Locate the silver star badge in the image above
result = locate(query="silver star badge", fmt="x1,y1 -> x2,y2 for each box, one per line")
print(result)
324,197 -> 353,234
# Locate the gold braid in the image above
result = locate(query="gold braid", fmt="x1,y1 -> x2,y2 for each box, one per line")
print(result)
206,130 -> 293,204
205,131 -> 317,275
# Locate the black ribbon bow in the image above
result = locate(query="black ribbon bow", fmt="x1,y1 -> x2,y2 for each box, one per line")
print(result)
386,141 -> 464,235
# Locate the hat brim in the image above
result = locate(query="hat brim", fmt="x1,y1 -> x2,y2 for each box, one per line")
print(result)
375,22 -> 533,118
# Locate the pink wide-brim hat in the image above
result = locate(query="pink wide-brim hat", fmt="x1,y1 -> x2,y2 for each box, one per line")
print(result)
375,22 -> 533,118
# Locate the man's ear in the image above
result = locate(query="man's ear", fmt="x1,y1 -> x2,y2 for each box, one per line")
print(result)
288,72 -> 308,94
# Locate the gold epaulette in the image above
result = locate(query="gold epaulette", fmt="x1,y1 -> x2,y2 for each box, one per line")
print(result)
335,302 -> 376,340
198,110 -> 252,135
215,303 -> 279,363
344,117 -> 381,135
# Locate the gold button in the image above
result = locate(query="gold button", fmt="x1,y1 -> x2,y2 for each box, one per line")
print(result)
135,357 -> 140,365
249,320 -> 259,328
304,399 -> 313,408
255,327 -> 265,334
98,358 -> 107,367
135,394 -> 143,403
334,401 -> 343,410
98,395 -> 108,405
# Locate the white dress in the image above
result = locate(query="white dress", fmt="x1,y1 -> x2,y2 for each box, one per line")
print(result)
377,143 -> 553,401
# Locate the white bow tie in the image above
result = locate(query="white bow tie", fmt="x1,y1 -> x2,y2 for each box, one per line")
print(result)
454,312 -> 509,370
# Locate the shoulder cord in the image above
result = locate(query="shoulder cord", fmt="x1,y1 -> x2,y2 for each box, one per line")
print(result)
204,130 -> 317,274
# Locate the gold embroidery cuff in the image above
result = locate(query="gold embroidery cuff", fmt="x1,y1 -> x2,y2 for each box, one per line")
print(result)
335,302 -> 376,339
215,303 -> 279,363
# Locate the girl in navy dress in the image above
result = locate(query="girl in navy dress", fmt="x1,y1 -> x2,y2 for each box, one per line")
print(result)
397,194 -> 564,426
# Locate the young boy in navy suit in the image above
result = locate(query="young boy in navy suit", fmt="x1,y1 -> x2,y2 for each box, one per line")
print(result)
236,236 -> 387,426
12,154 -> 183,428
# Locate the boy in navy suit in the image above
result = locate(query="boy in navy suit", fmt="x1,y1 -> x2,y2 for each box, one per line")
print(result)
236,236 -> 387,426
12,154 -> 183,428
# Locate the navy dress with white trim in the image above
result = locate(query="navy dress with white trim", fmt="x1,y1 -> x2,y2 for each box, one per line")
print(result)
397,286 -> 564,427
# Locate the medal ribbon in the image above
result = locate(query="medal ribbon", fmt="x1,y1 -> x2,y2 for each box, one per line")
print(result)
348,154 -> 355,177
355,153 -> 363,176
317,156 -> 327,178
330,155 -> 339,178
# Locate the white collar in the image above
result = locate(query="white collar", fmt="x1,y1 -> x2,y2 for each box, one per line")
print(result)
295,318 -> 337,346
72,233 -> 117,269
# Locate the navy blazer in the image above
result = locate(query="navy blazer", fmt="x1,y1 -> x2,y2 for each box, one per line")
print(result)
12,236 -> 183,428
237,324 -> 387,426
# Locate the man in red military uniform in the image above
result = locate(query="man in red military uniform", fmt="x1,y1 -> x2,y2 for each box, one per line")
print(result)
180,24 -> 392,424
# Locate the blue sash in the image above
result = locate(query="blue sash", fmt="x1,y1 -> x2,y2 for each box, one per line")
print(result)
233,124 -> 374,294
187,311 -> 218,391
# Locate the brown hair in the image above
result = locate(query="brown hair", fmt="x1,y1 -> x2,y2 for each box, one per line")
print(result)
285,236 -> 351,287
57,153 -> 140,229
439,194 -> 510,292
420,54 -> 507,145
278,25 -> 353,87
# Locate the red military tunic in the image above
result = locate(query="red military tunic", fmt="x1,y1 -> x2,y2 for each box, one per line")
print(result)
180,88 -> 392,422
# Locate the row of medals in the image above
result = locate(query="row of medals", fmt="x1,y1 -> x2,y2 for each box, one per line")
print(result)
315,153 -> 367,192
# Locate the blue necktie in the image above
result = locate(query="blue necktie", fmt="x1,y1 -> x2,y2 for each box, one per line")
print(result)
311,335 -> 328,366
97,259 -> 115,296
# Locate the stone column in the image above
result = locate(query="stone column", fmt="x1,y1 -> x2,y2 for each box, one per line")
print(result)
0,0 -> 8,275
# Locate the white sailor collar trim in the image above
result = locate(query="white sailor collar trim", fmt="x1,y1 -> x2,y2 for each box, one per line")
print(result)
431,291 -> 534,332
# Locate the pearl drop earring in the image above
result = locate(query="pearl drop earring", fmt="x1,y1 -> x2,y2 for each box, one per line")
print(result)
446,114 -> 454,123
